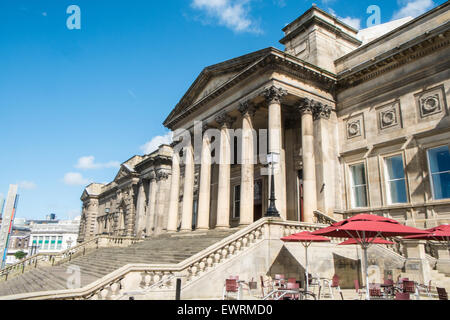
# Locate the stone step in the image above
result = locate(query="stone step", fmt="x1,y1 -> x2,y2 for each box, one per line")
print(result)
0,228 -> 241,297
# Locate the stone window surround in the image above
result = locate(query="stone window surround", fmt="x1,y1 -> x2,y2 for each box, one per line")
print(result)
425,144 -> 450,201
377,150 -> 410,207
344,158 -> 370,210
417,137 -> 450,203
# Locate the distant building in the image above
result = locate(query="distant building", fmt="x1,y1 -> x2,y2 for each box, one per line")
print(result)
5,226 -> 31,265
29,216 -> 81,254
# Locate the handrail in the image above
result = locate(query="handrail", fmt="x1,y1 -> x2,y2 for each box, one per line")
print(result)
314,210 -> 338,225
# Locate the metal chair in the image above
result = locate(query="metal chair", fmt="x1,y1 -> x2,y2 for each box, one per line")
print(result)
437,287 -> 448,300
354,279 -> 366,300
274,274 -> 286,288
417,280 -> 433,298
223,279 -> 241,300
402,280 -> 419,299
308,273 -> 322,298
284,282 -> 300,300
369,283 -> 384,300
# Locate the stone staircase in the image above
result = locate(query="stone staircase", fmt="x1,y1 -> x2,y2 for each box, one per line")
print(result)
0,229 -> 238,297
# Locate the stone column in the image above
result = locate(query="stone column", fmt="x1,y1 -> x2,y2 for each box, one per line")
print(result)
181,140 -> 195,231
297,98 -> 317,223
197,126 -> 212,230
215,113 -> 236,229
313,102 -> 333,216
167,151 -> 181,232
146,171 -> 158,235
238,101 -> 257,226
263,85 -> 288,220
135,180 -> 146,236
154,170 -> 170,235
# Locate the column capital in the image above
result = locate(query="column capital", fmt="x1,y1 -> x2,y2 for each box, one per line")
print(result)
263,85 -> 288,104
238,101 -> 258,118
296,97 -> 314,115
156,169 -> 170,181
148,170 -> 157,181
215,113 -> 236,128
313,102 -> 332,120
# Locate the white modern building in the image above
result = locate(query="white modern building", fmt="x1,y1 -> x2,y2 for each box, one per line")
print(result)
29,217 -> 81,254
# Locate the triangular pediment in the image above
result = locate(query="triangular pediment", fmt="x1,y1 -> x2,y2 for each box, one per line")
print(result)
192,72 -> 240,105
114,165 -> 133,182
164,47 -> 276,128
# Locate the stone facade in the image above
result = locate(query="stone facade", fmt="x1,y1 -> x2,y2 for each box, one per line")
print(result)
78,4 -> 450,243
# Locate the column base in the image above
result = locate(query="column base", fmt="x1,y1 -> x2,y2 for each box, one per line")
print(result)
215,226 -> 230,230
196,227 -> 210,231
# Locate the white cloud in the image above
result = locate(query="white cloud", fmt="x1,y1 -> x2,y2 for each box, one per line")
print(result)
340,17 -> 362,30
75,156 -> 120,170
393,0 -> 435,20
191,0 -> 261,33
18,181 -> 37,190
328,8 -> 361,30
63,172 -> 91,186
140,132 -> 173,155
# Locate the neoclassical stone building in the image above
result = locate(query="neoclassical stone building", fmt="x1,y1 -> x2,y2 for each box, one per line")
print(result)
79,4 -> 450,243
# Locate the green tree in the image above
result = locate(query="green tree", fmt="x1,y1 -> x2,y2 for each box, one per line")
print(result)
14,251 -> 27,260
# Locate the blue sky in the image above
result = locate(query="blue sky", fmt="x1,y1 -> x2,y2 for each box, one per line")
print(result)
0,0 -> 445,221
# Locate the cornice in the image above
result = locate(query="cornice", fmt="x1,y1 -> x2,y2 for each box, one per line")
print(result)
337,25 -> 450,90
164,50 -> 337,130
280,15 -> 361,46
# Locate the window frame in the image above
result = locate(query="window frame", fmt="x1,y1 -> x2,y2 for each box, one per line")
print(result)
348,161 -> 369,209
383,153 -> 409,205
427,145 -> 450,200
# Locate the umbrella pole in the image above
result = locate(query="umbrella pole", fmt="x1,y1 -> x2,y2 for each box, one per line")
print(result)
364,245 -> 370,300
305,244 -> 309,294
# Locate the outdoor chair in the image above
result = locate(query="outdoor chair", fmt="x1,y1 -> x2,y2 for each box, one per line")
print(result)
283,282 -> 300,300
222,279 -> 241,300
417,280 -> 433,298
369,283 -> 384,300
383,278 -> 394,298
437,287 -> 448,300
354,279 -> 366,300
402,280 -> 419,299
395,292 -> 410,300
287,278 -> 297,284
259,276 -> 275,300
323,274 -> 343,300
308,273 -> 322,297
274,274 -> 286,288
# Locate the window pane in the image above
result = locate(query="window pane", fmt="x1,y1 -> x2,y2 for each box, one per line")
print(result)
353,186 -> 368,208
432,172 -> 450,200
428,146 -> 450,173
386,156 -> 405,180
388,180 -> 408,203
351,164 -> 366,186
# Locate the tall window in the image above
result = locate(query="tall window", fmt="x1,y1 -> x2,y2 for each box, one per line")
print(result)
384,155 -> 408,204
349,163 -> 368,208
233,185 -> 241,218
427,146 -> 450,200
56,236 -> 63,250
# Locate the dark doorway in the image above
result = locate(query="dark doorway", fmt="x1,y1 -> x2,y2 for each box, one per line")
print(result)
254,179 -> 263,221
298,170 -> 304,222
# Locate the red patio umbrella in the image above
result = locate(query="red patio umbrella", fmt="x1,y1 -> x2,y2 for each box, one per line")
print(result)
403,224 -> 450,250
339,237 -> 395,246
312,214 -> 429,300
281,231 -> 330,293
